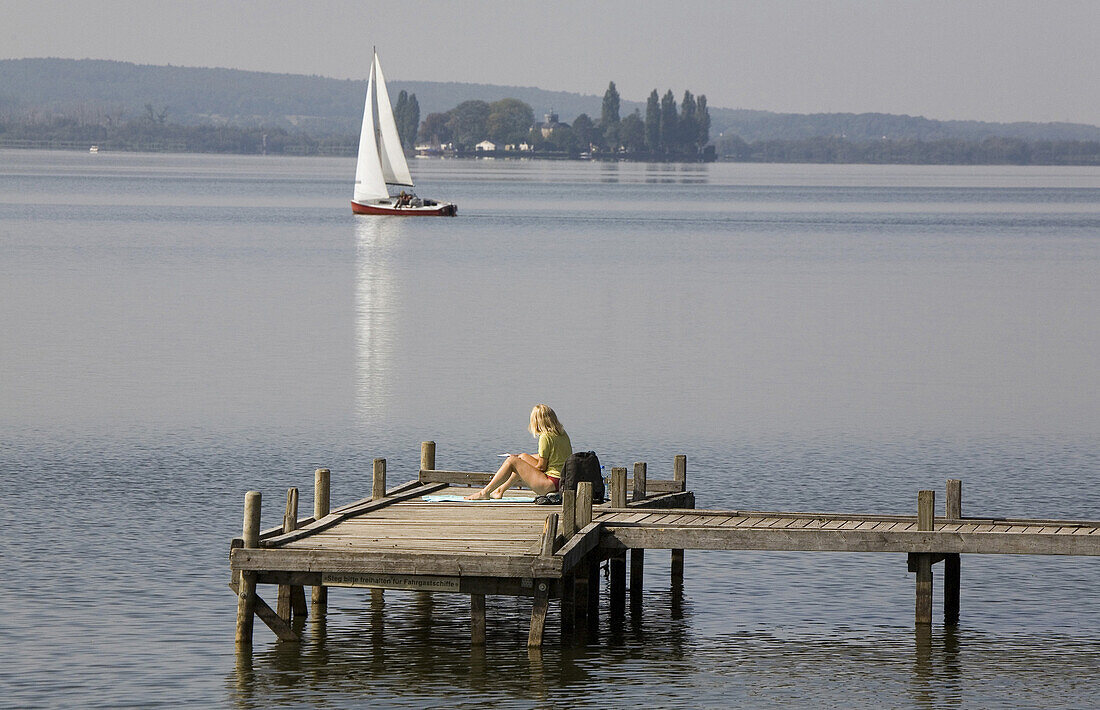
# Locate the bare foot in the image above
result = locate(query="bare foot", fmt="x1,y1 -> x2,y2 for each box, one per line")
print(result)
463,490 -> 490,500
489,489 -> 505,499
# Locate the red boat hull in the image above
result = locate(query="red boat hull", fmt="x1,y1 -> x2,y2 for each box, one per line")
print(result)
351,200 -> 457,216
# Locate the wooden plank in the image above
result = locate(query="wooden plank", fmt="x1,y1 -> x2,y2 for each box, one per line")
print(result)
627,478 -> 681,494
419,470 -> 495,486
320,572 -> 460,592
253,571 -> 557,598
556,523 -> 602,574
601,526 -> 1100,556
232,547 -> 563,577
262,482 -> 446,547
628,491 -> 695,509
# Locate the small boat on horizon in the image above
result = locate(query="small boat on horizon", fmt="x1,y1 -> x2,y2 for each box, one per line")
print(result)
351,50 -> 456,217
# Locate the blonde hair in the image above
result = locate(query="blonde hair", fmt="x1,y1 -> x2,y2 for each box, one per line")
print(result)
528,404 -> 565,437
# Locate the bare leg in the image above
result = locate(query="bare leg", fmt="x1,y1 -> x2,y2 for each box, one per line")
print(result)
465,456 -> 557,500
490,473 -> 519,499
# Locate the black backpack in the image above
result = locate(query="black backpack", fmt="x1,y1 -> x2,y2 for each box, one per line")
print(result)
560,451 -> 604,503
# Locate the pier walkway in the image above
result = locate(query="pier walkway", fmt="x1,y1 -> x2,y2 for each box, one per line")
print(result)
230,445 -> 1100,648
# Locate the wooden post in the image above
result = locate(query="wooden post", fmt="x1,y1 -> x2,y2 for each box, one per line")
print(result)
471,593 -> 486,646
674,455 -> 687,491
277,488 -> 298,621
560,486 -> 577,640
630,463 -> 647,610
236,491 -> 261,645
587,554 -> 600,636
944,479 -> 962,625
610,467 -> 627,508
671,455 -> 687,585
946,479 -> 962,519
560,571 -> 575,638
573,482 -> 594,639
915,489 -> 935,626
528,580 -> 550,647
918,489 -> 935,531
944,554 -> 960,625
541,514 -> 559,556
312,468 -> 330,610
372,458 -> 387,501
561,489 -> 577,539
576,481 -> 593,529
632,461 -> 647,503
610,551 -> 626,621
421,441 -> 436,472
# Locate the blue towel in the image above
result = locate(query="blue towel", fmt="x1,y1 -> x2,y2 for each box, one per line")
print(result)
421,494 -> 537,503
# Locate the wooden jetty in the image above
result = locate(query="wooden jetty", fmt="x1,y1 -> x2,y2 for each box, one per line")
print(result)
230,443 -> 1100,647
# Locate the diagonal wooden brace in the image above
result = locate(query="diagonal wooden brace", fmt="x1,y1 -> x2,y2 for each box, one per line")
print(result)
229,581 -> 300,642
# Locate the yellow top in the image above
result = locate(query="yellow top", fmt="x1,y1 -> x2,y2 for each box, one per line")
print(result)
537,431 -> 572,479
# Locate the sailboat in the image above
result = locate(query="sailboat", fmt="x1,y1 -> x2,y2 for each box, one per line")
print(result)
351,50 -> 456,216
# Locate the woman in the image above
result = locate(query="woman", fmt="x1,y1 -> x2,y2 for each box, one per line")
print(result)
464,404 -> 572,500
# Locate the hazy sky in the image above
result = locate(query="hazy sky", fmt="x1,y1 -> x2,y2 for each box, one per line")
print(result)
4,0 -> 1099,125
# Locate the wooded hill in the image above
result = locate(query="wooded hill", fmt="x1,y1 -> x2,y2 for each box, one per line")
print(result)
5,58 -> 1100,145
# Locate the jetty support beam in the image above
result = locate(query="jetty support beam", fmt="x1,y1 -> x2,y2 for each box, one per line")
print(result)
913,490 -> 935,626
944,479 -> 962,625
236,491 -> 260,645
311,468 -> 330,611
671,455 -> 687,585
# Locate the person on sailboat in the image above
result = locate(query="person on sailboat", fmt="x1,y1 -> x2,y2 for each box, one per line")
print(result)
396,190 -> 411,207
463,405 -> 572,500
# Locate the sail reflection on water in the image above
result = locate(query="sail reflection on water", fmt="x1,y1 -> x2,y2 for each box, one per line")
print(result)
353,217 -> 405,426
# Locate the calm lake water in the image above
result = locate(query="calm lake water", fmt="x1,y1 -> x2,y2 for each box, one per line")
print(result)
1,151 -> 1098,708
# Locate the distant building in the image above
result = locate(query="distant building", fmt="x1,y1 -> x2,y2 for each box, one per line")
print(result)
505,142 -> 533,152
537,110 -> 568,138
475,140 -> 497,152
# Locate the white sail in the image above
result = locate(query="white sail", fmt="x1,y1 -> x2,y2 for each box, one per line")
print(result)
353,61 -> 388,202
372,53 -> 414,188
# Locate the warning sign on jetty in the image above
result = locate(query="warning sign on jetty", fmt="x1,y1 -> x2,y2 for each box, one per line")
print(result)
321,572 -> 460,592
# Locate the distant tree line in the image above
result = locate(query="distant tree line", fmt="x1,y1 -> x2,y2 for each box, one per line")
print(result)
0,110 -> 350,155
413,81 -> 714,160
5,103 -> 1098,165
715,134 -> 1100,165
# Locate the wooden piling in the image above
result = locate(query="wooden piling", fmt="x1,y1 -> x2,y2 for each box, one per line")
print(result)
944,479 -> 962,625
610,467 -> 627,508
421,441 -> 436,472
946,479 -> 962,519
471,593 -> 486,646
561,489 -> 576,539
914,490 -> 935,625
541,514 -> 559,556
632,461 -> 647,503
630,463 -> 647,609
373,458 -> 387,501
671,456 -> 687,584
277,488 -> 300,621
587,553 -> 600,636
235,491 -> 261,645
528,581 -> 550,647
573,482 -> 594,639
312,468 -> 330,609
576,482 -> 593,529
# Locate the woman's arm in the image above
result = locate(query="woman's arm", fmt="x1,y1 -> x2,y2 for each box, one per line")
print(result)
516,452 -> 547,471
